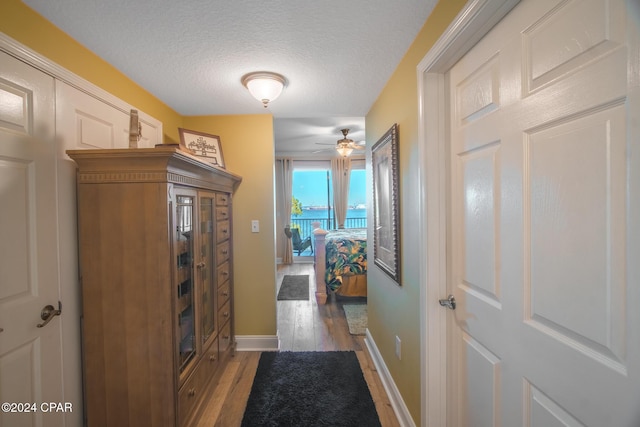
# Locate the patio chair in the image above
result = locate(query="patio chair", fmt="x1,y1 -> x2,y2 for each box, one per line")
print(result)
291,228 -> 313,256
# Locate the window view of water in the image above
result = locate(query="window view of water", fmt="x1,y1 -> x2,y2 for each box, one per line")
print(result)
290,169 -> 367,255
290,208 -> 366,253
295,208 -> 366,220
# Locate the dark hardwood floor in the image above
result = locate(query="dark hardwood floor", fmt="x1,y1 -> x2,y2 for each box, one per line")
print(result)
195,262 -> 400,426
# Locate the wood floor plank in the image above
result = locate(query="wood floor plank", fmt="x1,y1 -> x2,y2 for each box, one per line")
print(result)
292,300 -> 316,351
313,303 -> 338,351
193,355 -> 241,427
356,348 -> 400,427
212,352 -> 261,427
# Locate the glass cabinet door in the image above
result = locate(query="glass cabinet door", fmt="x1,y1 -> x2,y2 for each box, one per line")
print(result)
176,195 -> 195,372
199,194 -> 216,347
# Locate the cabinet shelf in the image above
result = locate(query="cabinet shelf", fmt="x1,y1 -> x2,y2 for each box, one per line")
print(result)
177,252 -> 191,268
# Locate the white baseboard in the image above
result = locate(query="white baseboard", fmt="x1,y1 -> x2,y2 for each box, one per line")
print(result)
235,335 -> 280,352
365,329 -> 416,427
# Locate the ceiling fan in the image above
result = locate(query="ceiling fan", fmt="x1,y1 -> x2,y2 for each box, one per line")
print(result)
313,128 -> 365,157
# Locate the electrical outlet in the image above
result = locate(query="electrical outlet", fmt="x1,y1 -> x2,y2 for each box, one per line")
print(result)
395,335 -> 401,360
251,220 -> 259,233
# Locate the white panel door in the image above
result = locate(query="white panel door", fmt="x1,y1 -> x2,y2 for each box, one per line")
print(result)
56,80 -> 131,152
0,52 -> 66,426
53,76 -> 163,427
447,0 -> 640,425
55,80 -> 162,154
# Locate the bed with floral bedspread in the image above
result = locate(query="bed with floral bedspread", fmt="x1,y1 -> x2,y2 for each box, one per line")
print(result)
312,227 -> 367,304
325,228 -> 367,291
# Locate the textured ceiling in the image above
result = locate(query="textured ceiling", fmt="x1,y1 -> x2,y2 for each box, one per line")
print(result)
274,117 -> 366,157
23,0 -> 437,154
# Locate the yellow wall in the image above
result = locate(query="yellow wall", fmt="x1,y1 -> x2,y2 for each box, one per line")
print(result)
365,0 -> 467,422
1,0 -> 278,335
183,115 -> 277,335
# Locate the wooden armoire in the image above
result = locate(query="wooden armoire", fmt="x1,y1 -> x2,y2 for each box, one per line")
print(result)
68,146 -> 241,426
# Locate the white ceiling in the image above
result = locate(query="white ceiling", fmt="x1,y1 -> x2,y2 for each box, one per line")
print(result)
23,0 -> 437,155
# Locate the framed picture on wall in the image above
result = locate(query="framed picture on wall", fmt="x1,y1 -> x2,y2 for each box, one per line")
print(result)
371,123 -> 400,284
178,128 -> 225,169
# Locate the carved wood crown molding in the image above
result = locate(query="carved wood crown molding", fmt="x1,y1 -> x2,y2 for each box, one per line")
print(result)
67,147 -> 242,192
76,171 -> 166,184
75,171 -> 232,192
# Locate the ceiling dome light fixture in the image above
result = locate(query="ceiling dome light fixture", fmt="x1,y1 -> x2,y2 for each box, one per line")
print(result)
241,71 -> 286,108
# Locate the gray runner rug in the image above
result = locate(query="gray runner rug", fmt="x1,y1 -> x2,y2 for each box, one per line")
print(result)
277,274 -> 309,300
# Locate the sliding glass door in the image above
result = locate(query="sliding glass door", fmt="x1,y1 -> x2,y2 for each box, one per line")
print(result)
291,169 -> 331,255
290,163 -> 366,256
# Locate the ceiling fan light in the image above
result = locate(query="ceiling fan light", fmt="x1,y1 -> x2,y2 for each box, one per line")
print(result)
336,145 -> 353,157
242,72 -> 286,108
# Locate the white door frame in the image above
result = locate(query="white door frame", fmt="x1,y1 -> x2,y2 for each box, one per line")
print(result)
416,1 -> 520,425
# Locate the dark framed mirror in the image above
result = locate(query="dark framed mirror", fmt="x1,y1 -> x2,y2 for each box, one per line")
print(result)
371,123 -> 400,284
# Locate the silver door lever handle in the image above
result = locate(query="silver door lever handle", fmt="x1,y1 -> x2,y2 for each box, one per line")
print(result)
37,302 -> 62,328
439,295 -> 456,310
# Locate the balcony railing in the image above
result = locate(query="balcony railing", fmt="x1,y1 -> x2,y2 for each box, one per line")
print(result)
289,217 -> 367,256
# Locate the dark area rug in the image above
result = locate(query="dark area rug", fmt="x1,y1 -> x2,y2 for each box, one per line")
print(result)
277,275 -> 309,300
241,351 -> 382,427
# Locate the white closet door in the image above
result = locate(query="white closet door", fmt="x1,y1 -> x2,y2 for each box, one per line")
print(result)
56,81 -> 131,152
447,0 -> 640,425
56,80 -> 163,153
0,51 -> 67,427
54,81 -> 164,427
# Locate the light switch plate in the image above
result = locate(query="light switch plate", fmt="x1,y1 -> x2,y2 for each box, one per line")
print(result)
251,220 -> 259,233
